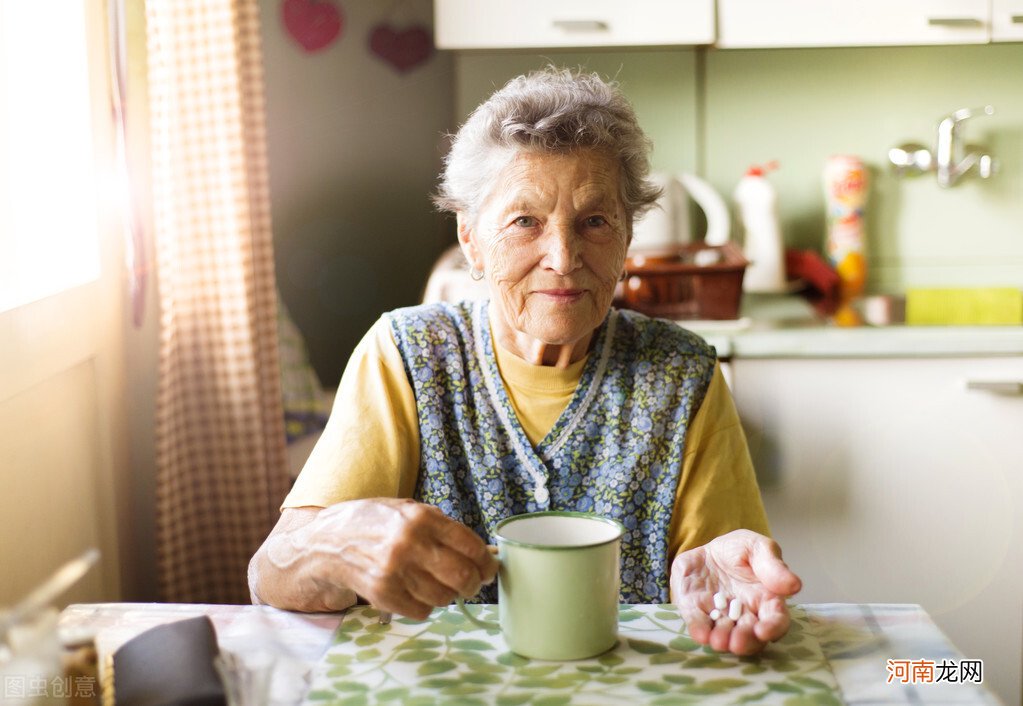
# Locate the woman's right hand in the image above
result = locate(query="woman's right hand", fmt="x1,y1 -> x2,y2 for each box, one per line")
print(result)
250,498 -> 499,618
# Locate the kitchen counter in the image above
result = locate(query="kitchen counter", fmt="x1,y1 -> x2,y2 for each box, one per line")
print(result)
679,294 -> 1023,359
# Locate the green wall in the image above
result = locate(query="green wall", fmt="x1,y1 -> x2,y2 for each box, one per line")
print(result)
456,51 -> 700,174
456,45 -> 1023,293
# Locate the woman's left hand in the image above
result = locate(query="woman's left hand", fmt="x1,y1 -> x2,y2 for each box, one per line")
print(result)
670,529 -> 802,656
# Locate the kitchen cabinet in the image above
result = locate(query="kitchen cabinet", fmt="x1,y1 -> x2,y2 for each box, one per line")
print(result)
436,0 -> 1012,50
717,0 -> 991,47
730,355 -> 1022,705
992,0 -> 1023,40
433,0 -> 715,49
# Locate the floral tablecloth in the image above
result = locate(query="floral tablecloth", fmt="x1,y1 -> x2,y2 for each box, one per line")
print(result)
58,602 -> 1001,706
303,604 -> 840,705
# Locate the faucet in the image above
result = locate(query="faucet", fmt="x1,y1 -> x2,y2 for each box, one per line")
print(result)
889,106 -> 997,188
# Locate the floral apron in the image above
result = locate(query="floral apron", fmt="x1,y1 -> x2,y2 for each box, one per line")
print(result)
388,300 -> 715,603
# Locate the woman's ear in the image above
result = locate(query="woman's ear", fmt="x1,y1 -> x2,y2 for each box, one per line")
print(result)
456,213 -> 484,271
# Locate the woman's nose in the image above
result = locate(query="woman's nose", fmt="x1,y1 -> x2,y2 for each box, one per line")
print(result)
542,224 -> 581,274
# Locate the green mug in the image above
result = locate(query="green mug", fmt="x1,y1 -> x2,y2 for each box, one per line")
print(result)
456,511 -> 624,660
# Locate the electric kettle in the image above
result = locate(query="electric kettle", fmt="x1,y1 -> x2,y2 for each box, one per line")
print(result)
630,172 -> 731,251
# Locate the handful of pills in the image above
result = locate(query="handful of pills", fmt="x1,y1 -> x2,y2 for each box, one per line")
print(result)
709,591 -> 743,622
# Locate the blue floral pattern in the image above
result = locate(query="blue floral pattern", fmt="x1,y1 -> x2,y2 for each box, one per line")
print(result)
388,301 -> 716,603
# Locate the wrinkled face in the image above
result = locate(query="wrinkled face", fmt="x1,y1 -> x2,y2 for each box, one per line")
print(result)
459,149 -> 629,349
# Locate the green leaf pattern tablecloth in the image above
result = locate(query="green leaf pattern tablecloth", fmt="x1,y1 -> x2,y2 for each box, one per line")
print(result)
303,604 -> 842,705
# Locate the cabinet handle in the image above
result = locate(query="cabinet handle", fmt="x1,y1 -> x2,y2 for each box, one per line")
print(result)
551,19 -> 609,33
1012,15 -> 1023,24
965,380 -> 1023,395
927,17 -> 984,27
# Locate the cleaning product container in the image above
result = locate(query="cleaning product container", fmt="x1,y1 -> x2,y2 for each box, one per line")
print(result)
735,163 -> 786,293
823,155 -> 869,301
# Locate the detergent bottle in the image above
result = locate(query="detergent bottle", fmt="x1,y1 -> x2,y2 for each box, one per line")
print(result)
734,163 -> 786,293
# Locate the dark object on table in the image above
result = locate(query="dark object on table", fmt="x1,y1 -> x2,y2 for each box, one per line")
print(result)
619,242 -> 748,320
112,616 -> 226,706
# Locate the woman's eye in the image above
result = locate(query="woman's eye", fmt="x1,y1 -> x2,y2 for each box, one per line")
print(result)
514,216 -> 537,228
584,215 -> 608,228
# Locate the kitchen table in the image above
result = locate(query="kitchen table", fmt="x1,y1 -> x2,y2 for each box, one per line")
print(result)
57,602 -> 999,705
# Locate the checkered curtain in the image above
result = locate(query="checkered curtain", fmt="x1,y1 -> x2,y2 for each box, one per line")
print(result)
147,0 -> 290,603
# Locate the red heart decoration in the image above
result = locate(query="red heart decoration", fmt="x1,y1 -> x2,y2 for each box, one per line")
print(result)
282,0 -> 343,53
369,23 -> 433,73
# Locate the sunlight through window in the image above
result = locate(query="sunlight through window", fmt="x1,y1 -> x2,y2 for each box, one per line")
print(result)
0,1 -> 102,313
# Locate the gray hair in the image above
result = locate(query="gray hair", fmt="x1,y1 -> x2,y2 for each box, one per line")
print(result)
433,67 -> 661,226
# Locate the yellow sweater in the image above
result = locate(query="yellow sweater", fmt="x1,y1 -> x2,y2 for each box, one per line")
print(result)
284,317 -> 770,561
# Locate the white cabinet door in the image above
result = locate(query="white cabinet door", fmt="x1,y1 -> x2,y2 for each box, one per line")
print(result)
992,0 -> 1023,40
434,0 -> 715,49
731,356 -> 1023,705
717,0 -> 990,47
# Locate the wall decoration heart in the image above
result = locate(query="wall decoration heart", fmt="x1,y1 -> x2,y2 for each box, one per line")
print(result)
369,23 -> 433,73
282,0 -> 343,53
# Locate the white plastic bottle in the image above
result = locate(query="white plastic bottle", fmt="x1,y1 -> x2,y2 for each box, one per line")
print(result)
734,164 -> 786,294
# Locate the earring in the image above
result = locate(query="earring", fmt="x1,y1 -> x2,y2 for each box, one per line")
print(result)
470,268 -> 485,281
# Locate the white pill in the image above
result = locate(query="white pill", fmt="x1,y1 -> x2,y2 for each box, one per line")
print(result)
713,592 -> 728,610
709,609 -> 722,621
728,598 -> 742,621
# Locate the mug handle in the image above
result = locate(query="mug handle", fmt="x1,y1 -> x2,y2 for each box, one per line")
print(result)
455,597 -> 500,630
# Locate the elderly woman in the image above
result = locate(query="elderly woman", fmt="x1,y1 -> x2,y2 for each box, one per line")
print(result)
250,67 -> 801,655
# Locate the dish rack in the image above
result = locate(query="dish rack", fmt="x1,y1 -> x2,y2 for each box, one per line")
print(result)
618,242 -> 748,320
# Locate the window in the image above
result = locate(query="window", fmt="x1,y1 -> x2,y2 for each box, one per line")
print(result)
0,0 -> 102,313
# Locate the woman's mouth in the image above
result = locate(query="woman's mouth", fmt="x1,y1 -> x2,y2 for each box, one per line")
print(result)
536,288 -> 585,302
